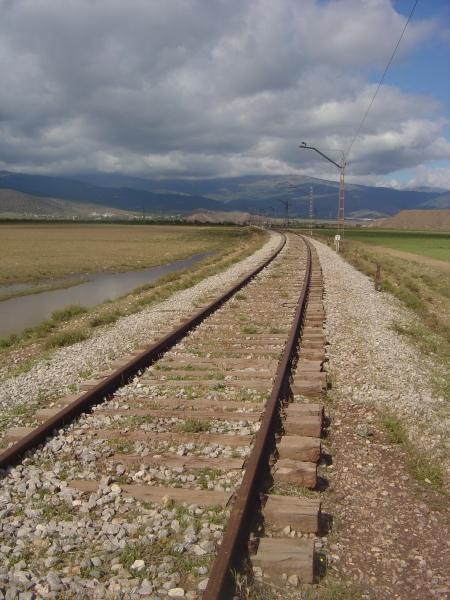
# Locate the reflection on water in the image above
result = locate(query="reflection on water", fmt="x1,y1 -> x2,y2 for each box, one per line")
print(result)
0,274 -> 86,296
0,252 -> 211,339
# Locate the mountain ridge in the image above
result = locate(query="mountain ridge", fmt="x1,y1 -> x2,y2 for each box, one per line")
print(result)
0,170 -> 449,219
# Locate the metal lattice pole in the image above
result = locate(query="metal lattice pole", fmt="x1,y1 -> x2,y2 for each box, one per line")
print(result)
308,187 -> 313,236
337,151 -> 345,243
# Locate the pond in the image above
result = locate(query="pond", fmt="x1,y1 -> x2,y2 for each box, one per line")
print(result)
0,252 -> 211,339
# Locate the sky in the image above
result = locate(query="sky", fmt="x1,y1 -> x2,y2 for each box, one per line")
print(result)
0,0 -> 449,190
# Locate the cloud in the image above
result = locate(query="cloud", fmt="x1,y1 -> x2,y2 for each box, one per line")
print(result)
408,164 -> 450,190
0,0 -> 448,185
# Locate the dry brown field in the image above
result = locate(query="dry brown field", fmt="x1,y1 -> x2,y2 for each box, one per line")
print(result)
372,209 -> 450,231
0,223 -> 250,287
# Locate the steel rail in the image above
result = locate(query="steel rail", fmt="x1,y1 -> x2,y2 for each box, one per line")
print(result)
203,235 -> 312,600
0,233 -> 286,472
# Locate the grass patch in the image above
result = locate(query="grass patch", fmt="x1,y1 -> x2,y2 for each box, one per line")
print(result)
380,410 -> 446,494
381,414 -> 407,445
242,326 -> 259,334
108,439 -> 133,453
120,537 -> 214,584
196,467 -> 223,488
268,326 -> 284,334
177,418 -> 212,433
44,329 -> 88,349
89,311 -> 122,327
51,304 -> 87,323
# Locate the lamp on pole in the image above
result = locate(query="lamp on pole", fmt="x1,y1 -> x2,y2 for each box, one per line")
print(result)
277,199 -> 289,228
289,184 -> 314,236
299,142 -> 345,251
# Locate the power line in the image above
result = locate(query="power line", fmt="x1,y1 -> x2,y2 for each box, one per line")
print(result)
346,0 -> 420,158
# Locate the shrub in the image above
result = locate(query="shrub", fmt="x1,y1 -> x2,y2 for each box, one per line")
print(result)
45,329 -> 88,349
51,304 -> 87,323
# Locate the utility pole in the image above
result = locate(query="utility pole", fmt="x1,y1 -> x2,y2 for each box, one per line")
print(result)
337,150 -> 345,241
277,199 -> 289,228
290,184 -> 314,237
299,142 -> 346,251
269,206 -> 276,228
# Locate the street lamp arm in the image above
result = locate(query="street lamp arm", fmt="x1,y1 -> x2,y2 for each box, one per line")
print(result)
289,184 -> 310,196
299,145 -> 342,170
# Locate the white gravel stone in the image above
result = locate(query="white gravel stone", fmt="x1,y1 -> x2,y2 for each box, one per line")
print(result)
167,588 -> 185,597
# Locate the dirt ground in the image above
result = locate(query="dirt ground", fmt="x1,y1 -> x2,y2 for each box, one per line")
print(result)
320,399 -> 450,599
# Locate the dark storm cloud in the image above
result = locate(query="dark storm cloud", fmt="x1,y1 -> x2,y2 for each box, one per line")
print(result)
0,0 -> 449,187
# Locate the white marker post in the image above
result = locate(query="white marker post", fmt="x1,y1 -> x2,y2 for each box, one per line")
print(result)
334,234 -> 340,252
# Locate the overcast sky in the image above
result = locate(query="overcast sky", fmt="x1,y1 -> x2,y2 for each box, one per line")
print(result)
0,0 -> 449,189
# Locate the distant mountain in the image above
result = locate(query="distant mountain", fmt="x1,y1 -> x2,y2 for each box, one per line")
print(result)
0,171 -> 224,213
1,170 -> 449,219
71,172 -> 450,218
407,186 -> 450,194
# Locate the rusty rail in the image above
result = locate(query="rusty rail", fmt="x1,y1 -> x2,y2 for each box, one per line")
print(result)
203,236 -> 312,600
0,233 -> 286,472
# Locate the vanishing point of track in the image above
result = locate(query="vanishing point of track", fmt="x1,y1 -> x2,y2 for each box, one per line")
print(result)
0,232 -> 327,599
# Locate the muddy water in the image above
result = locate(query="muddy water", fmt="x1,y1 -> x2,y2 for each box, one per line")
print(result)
0,252 -> 211,338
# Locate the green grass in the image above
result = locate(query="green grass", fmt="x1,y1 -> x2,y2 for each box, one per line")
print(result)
196,467 -> 223,488
44,329 -> 88,349
317,229 -> 450,262
242,326 -> 259,334
89,311 -> 123,327
51,304 -> 88,323
177,418 -> 212,433
380,411 -> 446,494
268,326 -> 284,334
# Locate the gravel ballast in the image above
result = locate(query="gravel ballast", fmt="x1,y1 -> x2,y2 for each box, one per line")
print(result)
312,239 -> 450,600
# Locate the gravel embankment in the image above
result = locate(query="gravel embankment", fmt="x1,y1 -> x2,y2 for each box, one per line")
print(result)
0,232 -> 280,439
313,239 -> 450,475
312,239 -> 450,600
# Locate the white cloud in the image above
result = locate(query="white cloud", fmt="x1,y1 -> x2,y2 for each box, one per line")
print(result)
408,165 -> 450,190
0,0 -> 447,183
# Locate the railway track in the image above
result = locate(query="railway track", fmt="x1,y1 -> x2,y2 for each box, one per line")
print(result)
0,232 -> 327,600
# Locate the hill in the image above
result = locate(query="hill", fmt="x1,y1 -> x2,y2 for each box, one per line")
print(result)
371,210 -> 450,231
0,189 -> 131,219
185,209 -> 252,224
0,171 -> 224,213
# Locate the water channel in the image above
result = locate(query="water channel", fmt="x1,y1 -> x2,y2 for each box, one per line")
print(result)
0,252 -> 211,339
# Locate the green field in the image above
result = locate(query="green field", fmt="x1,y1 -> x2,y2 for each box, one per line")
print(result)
317,229 -> 450,262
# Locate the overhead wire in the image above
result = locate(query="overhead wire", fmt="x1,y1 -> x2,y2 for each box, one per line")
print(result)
346,0 -> 420,158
